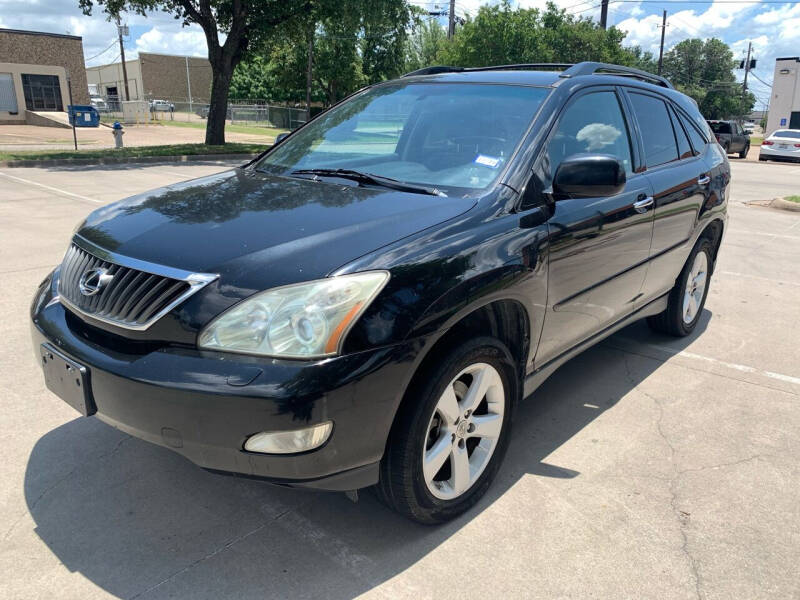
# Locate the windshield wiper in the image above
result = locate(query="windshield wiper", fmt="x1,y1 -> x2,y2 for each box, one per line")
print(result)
290,168 -> 446,197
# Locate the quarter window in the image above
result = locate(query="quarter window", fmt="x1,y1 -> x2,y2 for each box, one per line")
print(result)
547,90 -> 633,179
629,92 -> 678,167
678,111 -> 707,154
669,106 -> 693,159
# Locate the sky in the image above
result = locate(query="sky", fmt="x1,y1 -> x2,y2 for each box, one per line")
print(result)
1,1 -> 798,112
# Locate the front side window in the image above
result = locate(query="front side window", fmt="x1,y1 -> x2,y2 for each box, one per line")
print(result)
629,92 -> 678,168
546,90 -> 633,179
256,83 -> 550,193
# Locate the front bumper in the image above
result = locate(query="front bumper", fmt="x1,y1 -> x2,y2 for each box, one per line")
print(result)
30,276 -> 421,491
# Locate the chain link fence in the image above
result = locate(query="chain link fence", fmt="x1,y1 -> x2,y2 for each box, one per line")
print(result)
90,94 -> 308,130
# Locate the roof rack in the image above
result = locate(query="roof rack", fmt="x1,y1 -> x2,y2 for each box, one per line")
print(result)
401,61 -> 673,89
562,62 -> 673,89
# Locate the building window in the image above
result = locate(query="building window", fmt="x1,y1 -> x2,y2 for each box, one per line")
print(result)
21,74 -> 64,112
0,73 -> 18,113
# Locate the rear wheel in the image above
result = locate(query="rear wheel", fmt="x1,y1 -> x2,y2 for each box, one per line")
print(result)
739,144 -> 749,159
647,238 -> 713,337
376,337 -> 517,524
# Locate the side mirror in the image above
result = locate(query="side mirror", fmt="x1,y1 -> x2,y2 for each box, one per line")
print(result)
553,154 -> 626,198
275,132 -> 289,144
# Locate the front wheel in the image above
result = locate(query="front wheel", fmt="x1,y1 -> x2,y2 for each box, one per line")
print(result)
647,238 -> 713,336
376,337 -> 517,524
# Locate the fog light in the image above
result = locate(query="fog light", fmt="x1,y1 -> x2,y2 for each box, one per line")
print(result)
244,421 -> 333,454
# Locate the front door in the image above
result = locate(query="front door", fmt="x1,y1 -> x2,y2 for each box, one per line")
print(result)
534,88 -> 655,367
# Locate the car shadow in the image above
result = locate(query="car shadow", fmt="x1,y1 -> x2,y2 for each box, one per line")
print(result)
23,312 -> 710,599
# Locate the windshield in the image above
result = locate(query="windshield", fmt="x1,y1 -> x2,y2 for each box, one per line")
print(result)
255,82 -> 550,193
708,122 -> 732,134
773,130 -> 800,139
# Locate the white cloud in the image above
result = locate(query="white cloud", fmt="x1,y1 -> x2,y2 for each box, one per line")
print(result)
135,26 -> 209,58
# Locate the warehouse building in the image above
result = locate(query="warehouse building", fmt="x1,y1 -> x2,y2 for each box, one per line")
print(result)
0,28 -> 90,125
86,52 -> 212,106
766,57 -> 800,135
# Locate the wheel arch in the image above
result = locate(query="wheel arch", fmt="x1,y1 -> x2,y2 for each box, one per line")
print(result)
386,298 -> 531,443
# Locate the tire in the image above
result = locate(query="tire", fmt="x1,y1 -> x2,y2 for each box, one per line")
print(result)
739,144 -> 749,159
376,337 -> 518,524
647,238 -> 714,337
759,156 -> 767,162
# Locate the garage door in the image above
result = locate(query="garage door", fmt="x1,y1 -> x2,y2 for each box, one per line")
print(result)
0,73 -> 18,113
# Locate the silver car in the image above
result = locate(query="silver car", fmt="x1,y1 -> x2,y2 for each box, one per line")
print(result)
759,129 -> 800,162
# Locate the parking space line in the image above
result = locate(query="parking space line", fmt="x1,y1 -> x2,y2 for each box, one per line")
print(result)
614,339 -> 800,388
728,229 -> 800,241
0,171 -> 103,204
719,271 -> 800,287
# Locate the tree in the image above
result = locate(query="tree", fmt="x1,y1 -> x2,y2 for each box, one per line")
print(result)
78,0 -> 312,144
662,38 -> 755,118
231,0 -> 413,107
436,1 -> 652,69
404,18 -> 448,72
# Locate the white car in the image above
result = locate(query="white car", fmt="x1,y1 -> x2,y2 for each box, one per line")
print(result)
149,99 -> 175,112
743,122 -> 756,133
759,129 -> 800,162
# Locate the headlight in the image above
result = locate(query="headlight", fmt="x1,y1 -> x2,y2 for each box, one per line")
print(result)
198,271 -> 389,358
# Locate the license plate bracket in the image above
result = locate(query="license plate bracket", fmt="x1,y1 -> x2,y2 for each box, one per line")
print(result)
40,344 -> 96,417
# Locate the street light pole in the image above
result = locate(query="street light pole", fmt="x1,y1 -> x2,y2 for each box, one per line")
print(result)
600,0 -> 609,29
67,76 -> 77,151
448,0 -> 456,39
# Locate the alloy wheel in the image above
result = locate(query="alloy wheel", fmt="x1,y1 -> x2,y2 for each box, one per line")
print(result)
422,362 -> 505,500
682,251 -> 708,324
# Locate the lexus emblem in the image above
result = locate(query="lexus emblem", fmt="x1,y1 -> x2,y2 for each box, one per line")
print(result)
79,267 -> 114,296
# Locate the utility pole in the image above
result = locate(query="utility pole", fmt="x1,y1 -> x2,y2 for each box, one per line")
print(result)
657,10 -> 667,76
116,15 -> 130,102
448,0 -> 456,39
185,56 -> 193,115
600,0 -> 609,29
742,40 -> 752,103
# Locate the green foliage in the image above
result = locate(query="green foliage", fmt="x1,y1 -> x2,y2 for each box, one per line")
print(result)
403,18 -> 448,73
436,1 -> 655,69
662,38 -> 755,119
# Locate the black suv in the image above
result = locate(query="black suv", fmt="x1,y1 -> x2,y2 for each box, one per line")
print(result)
31,63 -> 729,524
707,119 -> 750,158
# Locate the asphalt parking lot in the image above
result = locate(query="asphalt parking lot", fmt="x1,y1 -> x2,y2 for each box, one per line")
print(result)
1,158 -> 799,599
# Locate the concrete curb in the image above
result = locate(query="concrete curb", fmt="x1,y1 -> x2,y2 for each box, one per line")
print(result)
0,152 -> 261,169
773,198 -> 800,212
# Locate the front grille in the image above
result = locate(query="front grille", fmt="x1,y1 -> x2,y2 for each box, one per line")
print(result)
58,241 -> 216,330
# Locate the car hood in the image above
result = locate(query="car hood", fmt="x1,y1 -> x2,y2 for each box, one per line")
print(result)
77,168 -> 476,291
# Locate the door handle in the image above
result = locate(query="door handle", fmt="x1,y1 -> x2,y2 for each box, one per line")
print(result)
633,196 -> 654,213
697,175 -> 711,186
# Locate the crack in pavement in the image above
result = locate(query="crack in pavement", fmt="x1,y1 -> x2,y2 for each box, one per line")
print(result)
623,353 -> 704,600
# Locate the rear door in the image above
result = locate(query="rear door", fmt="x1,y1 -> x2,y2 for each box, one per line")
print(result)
623,89 -> 712,304
533,87 -> 655,367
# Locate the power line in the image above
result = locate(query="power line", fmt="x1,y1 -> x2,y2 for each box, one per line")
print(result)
84,39 -> 118,62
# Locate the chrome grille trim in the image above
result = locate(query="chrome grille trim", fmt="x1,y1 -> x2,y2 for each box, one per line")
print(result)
57,235 -> 217,331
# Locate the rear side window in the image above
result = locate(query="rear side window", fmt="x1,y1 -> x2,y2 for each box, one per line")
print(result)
547,90 -> 633,177
629,92 -> 678,167
678,111 -> 707,154
669,106 -> 693,159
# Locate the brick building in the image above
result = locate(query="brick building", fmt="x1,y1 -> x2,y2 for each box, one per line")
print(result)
0,28 -> 90,124
86,52 -> 212,104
